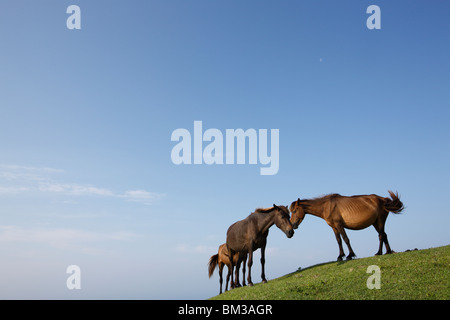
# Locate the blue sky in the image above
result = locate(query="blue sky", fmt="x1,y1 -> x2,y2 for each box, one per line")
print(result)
0,1 -> 449,299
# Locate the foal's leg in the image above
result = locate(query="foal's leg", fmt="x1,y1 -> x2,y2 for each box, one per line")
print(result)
218,263 -> 224,294
332,227 -> 345,261
260,241 -> 267,283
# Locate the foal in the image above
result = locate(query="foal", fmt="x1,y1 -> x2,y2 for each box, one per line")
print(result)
208,243 -> 247,294
226,204 -> 294,288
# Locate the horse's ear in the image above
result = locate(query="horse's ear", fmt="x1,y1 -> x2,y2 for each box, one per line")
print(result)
297,198 -> 301,203
273,203 -> 278,209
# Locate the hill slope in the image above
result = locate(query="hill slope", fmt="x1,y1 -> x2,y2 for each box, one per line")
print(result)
210,245 -> 449,300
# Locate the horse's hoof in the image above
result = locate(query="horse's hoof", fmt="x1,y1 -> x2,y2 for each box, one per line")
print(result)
337,256 -> 343,261
248,282 -> 254,287
262,279 -> 267,284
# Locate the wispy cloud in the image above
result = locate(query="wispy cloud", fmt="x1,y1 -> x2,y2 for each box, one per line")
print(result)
0,165 -> 58,183
0,225 -> 141,255
0,164 -> 64,174
0,186 -> 31,195
38,182 -> 115,197
175,243 -> 217,254
120,189 -> 165,205
0,164 -> 165,205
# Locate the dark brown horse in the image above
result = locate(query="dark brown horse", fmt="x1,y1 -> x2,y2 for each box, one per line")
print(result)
208,243 -> 248,294
290,190 -> 404,261
226,204 -> 294,288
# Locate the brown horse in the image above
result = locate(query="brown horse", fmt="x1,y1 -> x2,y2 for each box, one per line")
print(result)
226,204 -> 294,288
290,190 -> 404,261
208,243 -> 248,294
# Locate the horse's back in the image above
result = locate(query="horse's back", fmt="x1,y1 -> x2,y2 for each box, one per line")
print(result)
226,218 -> 250,252
218,243 -> 230,266
226,214 -> 265,253
335,194 -> 385,230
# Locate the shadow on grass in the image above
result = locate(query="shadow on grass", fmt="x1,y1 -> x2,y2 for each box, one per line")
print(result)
281,259 -> 353,280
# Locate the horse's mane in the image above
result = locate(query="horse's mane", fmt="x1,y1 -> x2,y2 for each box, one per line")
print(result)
301,194 -> 341,208
253,206 -> 276,214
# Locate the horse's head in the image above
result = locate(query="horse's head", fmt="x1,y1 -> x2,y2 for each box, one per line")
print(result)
290,198 -> 305,229
273,204 -> 294,238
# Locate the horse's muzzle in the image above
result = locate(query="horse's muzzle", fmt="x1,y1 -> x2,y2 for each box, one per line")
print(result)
286,229 -> 294,238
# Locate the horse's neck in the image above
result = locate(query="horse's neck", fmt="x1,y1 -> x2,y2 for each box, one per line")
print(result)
255,212 -> 276,233
303,200 -> 326,219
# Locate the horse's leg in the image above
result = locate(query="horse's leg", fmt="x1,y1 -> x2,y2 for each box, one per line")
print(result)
332,227 -> 345,261
241,254 -> 247,286
260,241 -> 267,283
225,265 -> 230,292
374,212 -> 394,254
382,216 -> 394,254
228,246 -> 235,289
384,232 -> 394,254
372,221 -> 384,255
234,254 -> 242,288
338,227 -> 356,260
218,262 -> 224,294
247,249 -> 254,286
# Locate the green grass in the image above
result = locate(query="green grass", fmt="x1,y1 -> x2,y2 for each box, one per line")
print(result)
210,245 -> 450,300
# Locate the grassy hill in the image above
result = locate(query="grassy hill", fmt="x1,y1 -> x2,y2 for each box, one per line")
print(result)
210,245 -> 449,300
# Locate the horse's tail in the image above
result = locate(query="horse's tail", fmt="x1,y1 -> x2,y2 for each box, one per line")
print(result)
208,254 -> 219,278
384,190 -> 405,214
